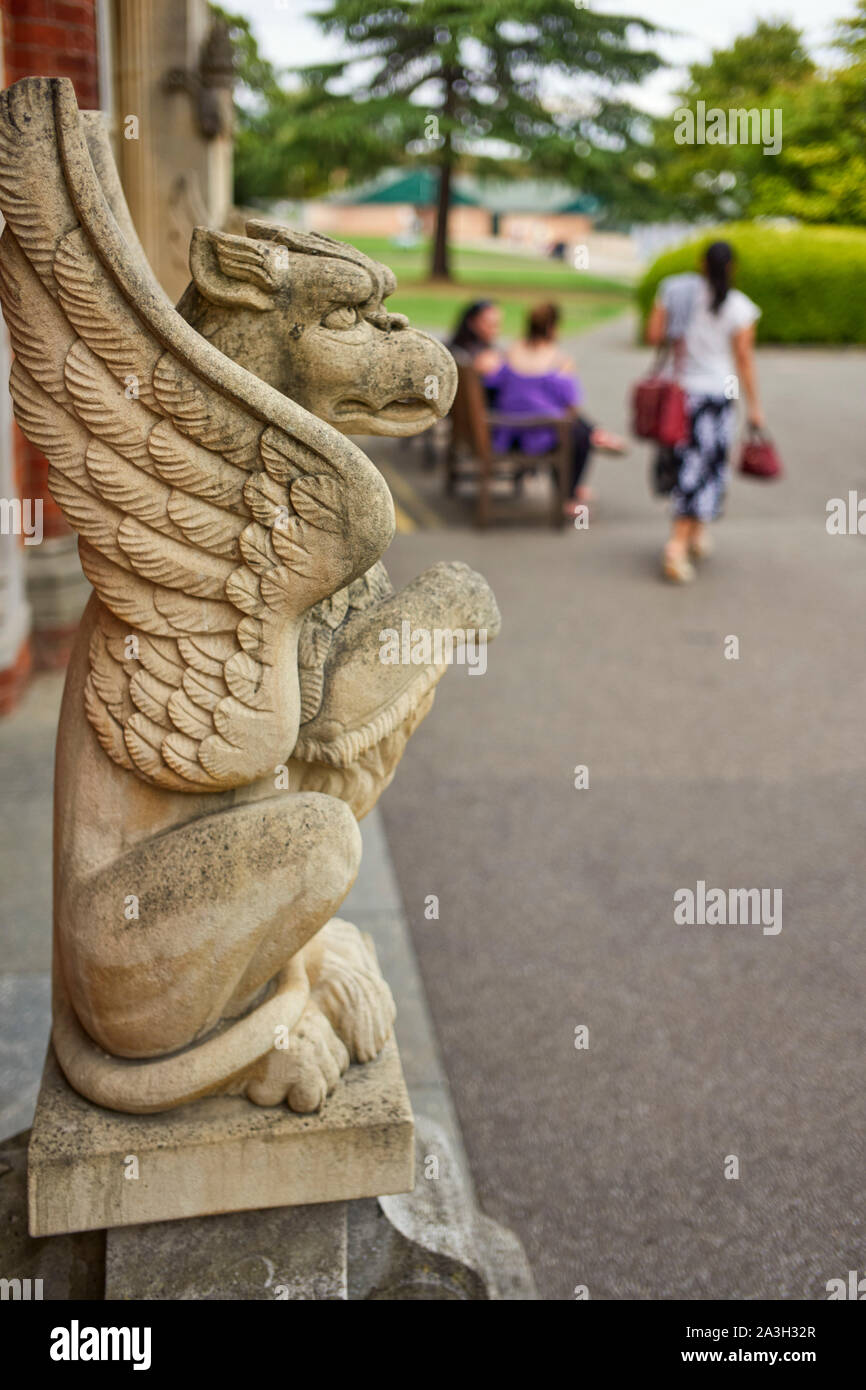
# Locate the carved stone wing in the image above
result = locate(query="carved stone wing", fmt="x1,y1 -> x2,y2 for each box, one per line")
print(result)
0,77 -> 394,792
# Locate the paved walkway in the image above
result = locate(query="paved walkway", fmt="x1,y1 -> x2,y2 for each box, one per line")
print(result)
375,314 -> 866,1299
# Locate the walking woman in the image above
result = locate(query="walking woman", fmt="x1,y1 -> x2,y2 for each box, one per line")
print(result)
647,241 -> 764,583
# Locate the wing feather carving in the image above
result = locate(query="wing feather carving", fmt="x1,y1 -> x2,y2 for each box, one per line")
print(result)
0,77 -> 394,792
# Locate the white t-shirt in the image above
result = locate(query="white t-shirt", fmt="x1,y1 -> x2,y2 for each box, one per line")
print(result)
658,274 -> 761,396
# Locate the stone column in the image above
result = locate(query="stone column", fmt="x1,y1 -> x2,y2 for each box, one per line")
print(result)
114,0 -> 234,302
113,0 -> 160,280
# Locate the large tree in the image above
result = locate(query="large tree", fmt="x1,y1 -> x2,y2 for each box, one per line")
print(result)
294,0 -> 663,278
648,21 -> 816,223
684,19 -> 815,100
650,7 -> 866,228
213,6 -> 332,204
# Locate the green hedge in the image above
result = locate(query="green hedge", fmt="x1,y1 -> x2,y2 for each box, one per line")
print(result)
636,223 -> 866,344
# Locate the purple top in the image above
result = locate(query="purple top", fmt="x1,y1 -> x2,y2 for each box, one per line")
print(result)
483,362 -> 581,454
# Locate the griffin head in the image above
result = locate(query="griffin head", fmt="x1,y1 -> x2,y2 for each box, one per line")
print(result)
178,221 -> 457,437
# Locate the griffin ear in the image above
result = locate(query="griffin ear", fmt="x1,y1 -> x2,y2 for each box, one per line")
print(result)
189,228 -> 287,310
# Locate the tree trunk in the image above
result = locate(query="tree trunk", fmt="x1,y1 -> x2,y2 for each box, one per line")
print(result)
429,72 -> 455,282
430,160 -> 452,281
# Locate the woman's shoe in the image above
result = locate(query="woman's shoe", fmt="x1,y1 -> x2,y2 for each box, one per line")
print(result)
564,497 -> 591,522
662,546 -> 695,584
590,428 -> 627,455
689,530 -> 714,561
564,486 -> 594,521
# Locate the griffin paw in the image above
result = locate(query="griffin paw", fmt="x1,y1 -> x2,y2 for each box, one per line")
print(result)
245,1002 -> 349,1112
310,918 -> 396,1063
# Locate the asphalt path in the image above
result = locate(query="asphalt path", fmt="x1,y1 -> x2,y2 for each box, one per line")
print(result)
375,314 -> 866,1299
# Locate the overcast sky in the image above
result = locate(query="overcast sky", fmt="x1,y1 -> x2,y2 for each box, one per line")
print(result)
232,0 -> 852,114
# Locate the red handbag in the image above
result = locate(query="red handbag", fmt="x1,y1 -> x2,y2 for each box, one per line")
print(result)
656,380 -> 689,447
739,426 -> 782,480
631,347 -> 689,447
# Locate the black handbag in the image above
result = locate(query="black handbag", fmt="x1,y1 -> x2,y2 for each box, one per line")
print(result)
652,444 -> 679,497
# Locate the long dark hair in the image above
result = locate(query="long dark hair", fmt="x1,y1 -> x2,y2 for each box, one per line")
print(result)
450,300 -> 495,353
704,241 -> 734,314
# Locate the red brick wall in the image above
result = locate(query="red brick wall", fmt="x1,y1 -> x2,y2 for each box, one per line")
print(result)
2,0 -> 99,109
1,0 -> 99,687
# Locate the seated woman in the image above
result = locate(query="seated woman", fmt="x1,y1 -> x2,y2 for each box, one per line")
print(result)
482,302 -> 624,515
449,300 -> 503,388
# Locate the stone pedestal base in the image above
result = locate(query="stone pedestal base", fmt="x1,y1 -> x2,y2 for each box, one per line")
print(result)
28,1040 -> 414,1238
2,1116 -> 536,1299
103,1115 -> 536,1300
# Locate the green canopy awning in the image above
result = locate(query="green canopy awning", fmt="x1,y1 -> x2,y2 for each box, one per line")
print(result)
330,168 -> 598,214
462,178 -> 599,215
345,168 -> 480,207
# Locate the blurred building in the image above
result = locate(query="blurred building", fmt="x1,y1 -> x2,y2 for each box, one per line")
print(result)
307,168 -> 598,252
0,0 -> 233,711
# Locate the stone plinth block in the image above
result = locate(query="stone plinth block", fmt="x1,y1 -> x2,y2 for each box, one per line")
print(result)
28,1041 -> 414,1238
106,1201 -> 349,1301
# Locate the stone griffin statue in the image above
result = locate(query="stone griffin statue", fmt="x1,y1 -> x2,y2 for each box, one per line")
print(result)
0,78 -> 499,1116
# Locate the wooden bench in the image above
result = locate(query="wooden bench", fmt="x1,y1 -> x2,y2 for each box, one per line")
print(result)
445,357 -> 572,528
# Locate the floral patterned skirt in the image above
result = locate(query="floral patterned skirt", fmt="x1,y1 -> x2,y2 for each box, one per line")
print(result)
671,394 -> 735,521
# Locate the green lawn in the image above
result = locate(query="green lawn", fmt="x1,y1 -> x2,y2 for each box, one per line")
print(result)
346,235 -> 633,337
